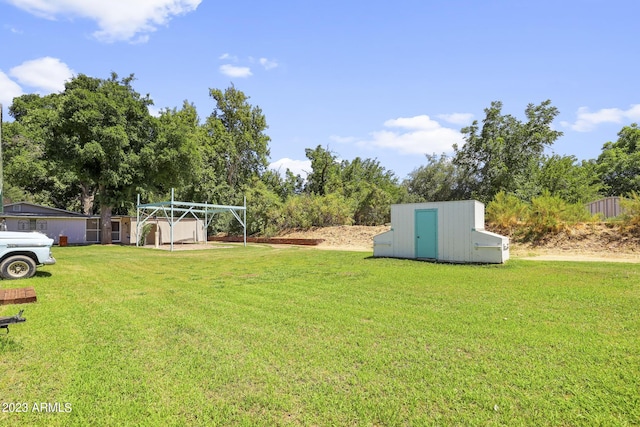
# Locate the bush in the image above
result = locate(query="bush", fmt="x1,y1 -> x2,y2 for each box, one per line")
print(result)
526,192 -> 595,239
242,180 -> 283,236
277,193 -> 353,230
352,186 -> 392,226
487,191 -> 597,241
619,191 -> 640,233
314,193 -> 353,227
486,191 -> 528,235
138,223 -> 154,246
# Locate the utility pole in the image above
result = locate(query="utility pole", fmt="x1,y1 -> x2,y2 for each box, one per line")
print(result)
0,103 -> 3,215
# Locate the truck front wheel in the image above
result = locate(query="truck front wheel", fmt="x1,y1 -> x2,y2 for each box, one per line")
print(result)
0,255 -> 37,279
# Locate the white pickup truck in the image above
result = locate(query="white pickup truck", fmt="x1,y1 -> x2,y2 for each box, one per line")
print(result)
0,231 -> 56,279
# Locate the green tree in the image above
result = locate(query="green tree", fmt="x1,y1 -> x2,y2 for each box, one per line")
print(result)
2,120 -> 80,209
304,145 -> 341,195
537,155 -> 601,203
260,169 -> 304,201
6,93 -> 85,210
242,178 -> 283,236
145,101 -> 203,199
453,100 -> 563,202
340,157 -> 402,225
204,85 -> 270,191
43,73 -> 157,243
404,153 -> 464,202
596,123 -> 640,196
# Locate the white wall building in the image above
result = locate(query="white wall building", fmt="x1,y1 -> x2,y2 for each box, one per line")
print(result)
2,202 -> 204,246
373,200 -> 509,264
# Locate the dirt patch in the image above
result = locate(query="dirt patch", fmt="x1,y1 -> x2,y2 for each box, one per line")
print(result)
504,223 -> 640,261
276,225 -> 390,252
276,223 -> 640,262
155,223 -> 640,262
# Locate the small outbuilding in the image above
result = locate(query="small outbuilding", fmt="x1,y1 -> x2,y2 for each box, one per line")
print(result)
373,200 -> 509,264
1,202 -> 204,246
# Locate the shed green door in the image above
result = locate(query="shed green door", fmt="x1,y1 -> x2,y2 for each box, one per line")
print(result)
415,209 -> 438,259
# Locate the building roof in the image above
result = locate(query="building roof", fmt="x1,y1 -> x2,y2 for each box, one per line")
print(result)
2,202 -> 89,218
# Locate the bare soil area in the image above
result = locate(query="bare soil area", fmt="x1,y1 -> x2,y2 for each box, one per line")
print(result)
276,225 -> 391,252
506,223 -> 640,262
277,224 -> 640,262
169,224 -> 640,262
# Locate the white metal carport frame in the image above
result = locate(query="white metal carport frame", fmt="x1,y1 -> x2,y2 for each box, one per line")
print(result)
136,189 -> 246,251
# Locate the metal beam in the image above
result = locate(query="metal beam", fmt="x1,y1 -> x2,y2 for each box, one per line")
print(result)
136,189 -> 247,252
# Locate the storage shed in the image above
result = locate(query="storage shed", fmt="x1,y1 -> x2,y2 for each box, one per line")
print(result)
373,200 -> 509,264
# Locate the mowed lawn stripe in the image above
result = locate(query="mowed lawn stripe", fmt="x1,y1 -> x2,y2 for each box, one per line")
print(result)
0,245 -> 638,426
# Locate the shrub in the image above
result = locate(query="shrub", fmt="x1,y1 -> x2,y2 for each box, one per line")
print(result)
278,195 -> 314,230
243,180 -> 283,236
315,193 -> 353,227
525,192 -> 594,239
486,191 -> 528,235
619,191 -> 640,233
138,222 -> 154,246
487,191 -> 597,241
277,193 -> 353,230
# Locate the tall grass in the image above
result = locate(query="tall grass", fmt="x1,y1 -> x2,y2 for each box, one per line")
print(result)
487,191 -> 597,240
619,191 -> 640,233
1,245 -> 638,426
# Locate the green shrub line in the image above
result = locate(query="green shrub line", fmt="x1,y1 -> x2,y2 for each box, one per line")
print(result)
487,191 -> 640,242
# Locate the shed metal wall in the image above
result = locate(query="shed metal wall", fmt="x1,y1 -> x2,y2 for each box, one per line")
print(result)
374,200 -> 508,263
389,200 -> 479,261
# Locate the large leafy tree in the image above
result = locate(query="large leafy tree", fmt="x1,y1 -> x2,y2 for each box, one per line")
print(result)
404,153 -> 464,202
453,100 -> 563,202
2,119 -> 80,210
596,123 -> 640,196
204,85 -> 270,194
182,85 -> 271,211
303,147 -> 404,224
43,73 -> 157,243
339,157 -> 403,225
537,155 -> 602,203
144,101 -> 203,201
260,169 -> 304,201
304,145 -> 341,196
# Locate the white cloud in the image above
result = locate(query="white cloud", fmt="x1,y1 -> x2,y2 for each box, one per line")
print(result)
259,57 -> 278,70
269,158 -> 311,178
436,112 -> 474,126
384,115 -> 442,130
349,115 -> 464,155
219,64 -> 252,78
329,135 -> 356,144
5,0 -> 201,43
562,104 -> 640,132
9,57 -> 74,92
0,71 -> 24,107
147,105 -> 162,117
219,53 -> 238,61
3,24 -> 24,34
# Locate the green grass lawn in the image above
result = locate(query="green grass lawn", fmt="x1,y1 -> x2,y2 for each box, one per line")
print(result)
1,244 -> 639,426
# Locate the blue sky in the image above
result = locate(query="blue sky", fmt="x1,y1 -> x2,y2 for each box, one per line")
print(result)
1,0 -> 639,182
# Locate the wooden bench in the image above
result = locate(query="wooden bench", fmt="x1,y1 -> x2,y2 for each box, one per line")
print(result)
0,287 -> 37,305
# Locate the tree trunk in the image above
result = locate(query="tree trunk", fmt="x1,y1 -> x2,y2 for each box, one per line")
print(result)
100,204 -> 113,245
80,183 -> 96,215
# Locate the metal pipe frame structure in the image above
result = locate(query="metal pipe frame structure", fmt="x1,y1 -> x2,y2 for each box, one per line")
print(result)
136,189 -> 247,252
